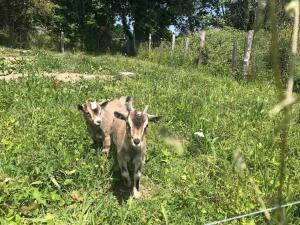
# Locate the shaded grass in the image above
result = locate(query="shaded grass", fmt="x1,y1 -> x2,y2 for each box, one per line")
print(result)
0,49 -> 299,224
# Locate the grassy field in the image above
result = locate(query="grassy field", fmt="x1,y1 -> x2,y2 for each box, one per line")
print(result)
0,47 -> 300,224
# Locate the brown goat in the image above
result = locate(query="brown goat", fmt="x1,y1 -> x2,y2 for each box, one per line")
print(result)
78,96 -> 133,154
113,104 -> 161,198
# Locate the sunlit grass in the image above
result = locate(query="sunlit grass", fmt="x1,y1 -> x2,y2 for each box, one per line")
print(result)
0,49 -> 299,224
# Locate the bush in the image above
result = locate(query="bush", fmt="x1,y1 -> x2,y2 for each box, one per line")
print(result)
29,30 -> 60,51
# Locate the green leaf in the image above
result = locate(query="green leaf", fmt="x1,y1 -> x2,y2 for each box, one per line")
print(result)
32,188 -> 46,206
31,181 -> 43,185
50,176 -> 61,189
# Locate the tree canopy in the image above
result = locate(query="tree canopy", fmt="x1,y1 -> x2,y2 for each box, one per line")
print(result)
0,0 -> 291,50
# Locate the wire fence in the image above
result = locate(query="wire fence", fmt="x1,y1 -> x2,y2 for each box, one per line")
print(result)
204,200 -> 300,225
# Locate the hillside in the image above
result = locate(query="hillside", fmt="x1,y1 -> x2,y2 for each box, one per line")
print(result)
0,48 -> 299,224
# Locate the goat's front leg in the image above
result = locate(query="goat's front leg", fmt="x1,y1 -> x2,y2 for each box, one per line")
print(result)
132,156 -> 145,199
92,137 -> 101,147
92,133 -> 102,147
118,155 -> 131,187
88,128 -> 101,147
102,134 -> 111,154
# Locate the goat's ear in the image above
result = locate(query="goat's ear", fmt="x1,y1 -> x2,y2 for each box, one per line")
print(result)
114,111 -> 127,121
148,115 -> 161,123
100,100 -> 109,108
77,104 -> 84,111
125,96 -> 134,111
125,96 -> 132,103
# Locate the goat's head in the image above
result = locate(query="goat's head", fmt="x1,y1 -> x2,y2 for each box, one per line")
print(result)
77,100 -> 109,126
114,105 -> 161,147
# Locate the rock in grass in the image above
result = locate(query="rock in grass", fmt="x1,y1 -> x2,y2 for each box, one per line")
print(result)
194,130 -> 205,138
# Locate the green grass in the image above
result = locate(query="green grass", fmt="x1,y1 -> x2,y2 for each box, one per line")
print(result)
0,48 -> 299,224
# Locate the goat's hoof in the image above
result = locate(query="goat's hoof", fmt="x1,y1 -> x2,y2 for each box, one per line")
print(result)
133,188 -> 141,199
102,148 -> 109,155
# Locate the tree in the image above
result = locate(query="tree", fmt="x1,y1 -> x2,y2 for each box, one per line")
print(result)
52,0 -> 114,51
0,0 -> 56,47
111,0 -> 196,50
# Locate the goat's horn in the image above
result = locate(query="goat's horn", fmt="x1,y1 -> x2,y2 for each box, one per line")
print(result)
126,103 -> 133,112
143,105 -> 149,113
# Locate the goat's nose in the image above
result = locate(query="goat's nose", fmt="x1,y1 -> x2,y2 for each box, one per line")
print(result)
133,138 -> 140,145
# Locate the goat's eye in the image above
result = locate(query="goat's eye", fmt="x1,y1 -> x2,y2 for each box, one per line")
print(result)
85,112 -> 91,117
93,108 -> 99,114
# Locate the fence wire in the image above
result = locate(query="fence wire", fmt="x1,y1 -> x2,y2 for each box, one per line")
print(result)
204,200 -> 300,225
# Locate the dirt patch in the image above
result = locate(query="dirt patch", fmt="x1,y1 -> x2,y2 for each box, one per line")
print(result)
139,182 -> 156,199
0,73 -> 26,81
3,56 -> 30,63
0,72 -> 113,82
44,72 -> 112,82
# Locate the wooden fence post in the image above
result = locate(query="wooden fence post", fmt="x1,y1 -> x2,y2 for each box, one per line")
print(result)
243,30 -> 254,78
171,33 -> 176,56
126,35 -> 130,55
159,38 -> 163,62
148,33 -> 152,54
60,31 -> 64,53
183,37 -> 190,60
198,30 -> 206,65
232,41 -> 238,71
133,32 -> 136,54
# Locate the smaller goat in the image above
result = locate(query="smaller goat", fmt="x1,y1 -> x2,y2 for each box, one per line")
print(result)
78,96 -> 132,154
114,104 -> 161,198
